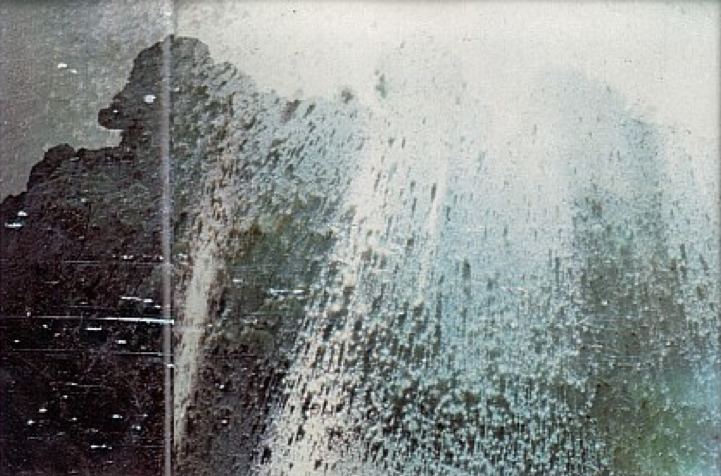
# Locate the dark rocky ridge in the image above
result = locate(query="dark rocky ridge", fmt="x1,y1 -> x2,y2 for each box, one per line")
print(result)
0,35 -> 367,475
1,40 -> 168,476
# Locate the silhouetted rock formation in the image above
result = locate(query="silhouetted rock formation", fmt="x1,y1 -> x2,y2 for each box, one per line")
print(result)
1,35 -> 367,476
0,39 -> 168,476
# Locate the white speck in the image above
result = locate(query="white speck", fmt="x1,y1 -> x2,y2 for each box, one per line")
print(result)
61,395 -> 68,400
111,414 -> 123,420
70,417 -> 78,422
38,408 -> 47,414
85,326 -> 102,332
17,210 -> 27,217
143,298 -> 154,304
69,69 -> 78,75
132,424 -> 142,431
57,62 -> 68,69
218,383 -> 225,390
116,339 -> 127,345
4,222 -> 23,229
13,339 -> 19,344
220,419 -> 229,425
27,419 -> 36,426
143,94 -> 156,104
121,255 -> 134,261
166,363 -> 175,369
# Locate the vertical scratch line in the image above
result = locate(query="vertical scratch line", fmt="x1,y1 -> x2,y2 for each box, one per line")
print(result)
160,20 -> 174,476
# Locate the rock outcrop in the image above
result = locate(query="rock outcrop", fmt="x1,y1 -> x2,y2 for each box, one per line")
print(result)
0,35 -> 367,475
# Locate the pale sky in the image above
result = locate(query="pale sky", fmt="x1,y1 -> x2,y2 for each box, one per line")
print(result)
177,1 -> 720,140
